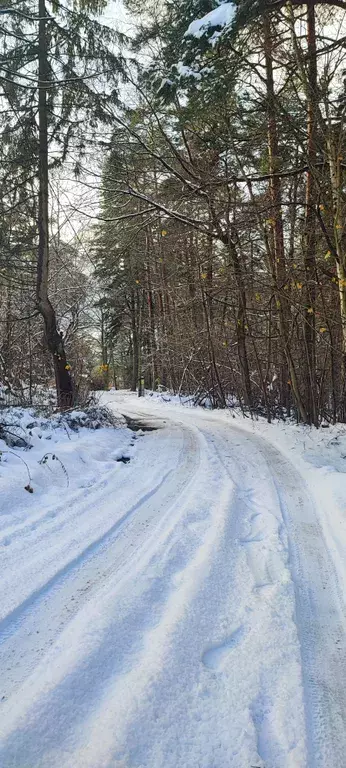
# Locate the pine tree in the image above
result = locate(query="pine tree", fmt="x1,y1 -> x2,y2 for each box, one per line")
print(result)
0,0 -> 124,406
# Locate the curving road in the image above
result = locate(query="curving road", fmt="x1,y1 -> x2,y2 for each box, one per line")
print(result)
0,392 -> 345,768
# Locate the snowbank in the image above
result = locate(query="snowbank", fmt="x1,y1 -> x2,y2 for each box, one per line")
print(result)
0,404 -> 131,511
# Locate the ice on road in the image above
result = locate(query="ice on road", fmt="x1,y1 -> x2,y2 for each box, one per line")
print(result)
1,392 -> 346,768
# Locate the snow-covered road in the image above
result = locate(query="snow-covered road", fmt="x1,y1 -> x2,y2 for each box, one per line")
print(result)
1,392 -> 346,768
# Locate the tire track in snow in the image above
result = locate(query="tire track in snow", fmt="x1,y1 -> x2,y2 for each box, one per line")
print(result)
107,403 -> 346,767
0,468 -> 173,637
68,413 -> 304,768
205,418 -> 346,766
2,395 -> 345,768
0,422 -> 189,623
263,443 -> 346,768
34,465 -> 238,768
0,422 -> 201,703
151,408 -> 346,767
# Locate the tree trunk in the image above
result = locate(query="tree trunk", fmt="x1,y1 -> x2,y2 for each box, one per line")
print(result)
36,0 -> 73,409
229,239 -> 252,408
101,309 -> 109,389
303,0 -> 318,425
200,273 -> 226,408
327,130 -> 346,419
146,230 -> 157,389
130,289 -> 139,391
263,16 -> 307,422
264,16 -> 289,409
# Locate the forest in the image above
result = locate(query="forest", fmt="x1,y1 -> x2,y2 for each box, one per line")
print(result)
2,0 -> 346,425
3,4 -> 346,762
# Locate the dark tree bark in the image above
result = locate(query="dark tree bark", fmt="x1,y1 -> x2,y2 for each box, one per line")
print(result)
264,16 -> 307,422
228,239 -> 252,408
36,0 -> 73,409
303,0 -> 318,425
130,289 -> 139,391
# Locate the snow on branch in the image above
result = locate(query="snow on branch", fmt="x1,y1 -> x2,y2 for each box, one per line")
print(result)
184,2 -> 236,40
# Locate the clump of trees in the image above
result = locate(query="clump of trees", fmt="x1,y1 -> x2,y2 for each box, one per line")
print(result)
3,0 -> 346,425
0,0 -> 123,406
94,0 -> 346,424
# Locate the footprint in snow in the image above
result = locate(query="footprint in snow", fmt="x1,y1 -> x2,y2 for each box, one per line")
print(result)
202,625 -> 246,671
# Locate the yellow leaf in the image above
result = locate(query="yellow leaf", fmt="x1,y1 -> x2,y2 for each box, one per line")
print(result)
161,229 -> 167,236
201,272 -> 207,279
135,279 -> 140,284
325,251 -> 331,260
307,307 -> 314,314
255,292 -> 261,301
319,327 -> 327,333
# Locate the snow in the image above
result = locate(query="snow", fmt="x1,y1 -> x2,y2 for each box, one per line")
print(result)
1,391 -> 346,766
185,2 -> 236,40
0,405 -> 133,624
175,61 -> 202,80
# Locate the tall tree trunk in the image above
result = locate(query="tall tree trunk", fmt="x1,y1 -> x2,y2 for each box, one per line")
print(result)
303,0 -> 318,424
263,16 -> 307,422
200,272 -> 226,408
327,130 -> 346,419
4,266 -> 12,382
137,291 -> 144,397
146,230 -> 157,389
36,0 -> 73,409
264,17 -> 288,407
228,239 -> 252,408
130,289 -> 139,391
101,309 -> 109,389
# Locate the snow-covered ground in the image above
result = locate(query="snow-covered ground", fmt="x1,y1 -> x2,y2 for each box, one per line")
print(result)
1,392 -> 346,767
